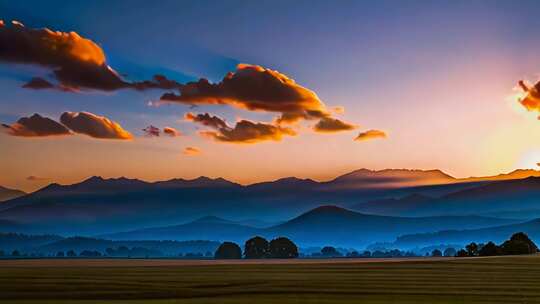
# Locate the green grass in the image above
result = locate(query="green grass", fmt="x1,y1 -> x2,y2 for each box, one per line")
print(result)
2,256 -> 540,303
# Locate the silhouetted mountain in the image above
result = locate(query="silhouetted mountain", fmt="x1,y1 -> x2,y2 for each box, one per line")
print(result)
0,185 -> 25,202
154,177 -> 240,188
325,169 -> 455,189
394,218 -> 540,248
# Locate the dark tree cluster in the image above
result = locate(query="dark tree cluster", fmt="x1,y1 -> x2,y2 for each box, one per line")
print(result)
214,236 -> 299,259
456,232 -> 538,257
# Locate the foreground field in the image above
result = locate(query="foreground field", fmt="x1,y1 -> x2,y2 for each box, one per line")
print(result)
1,256 -> 540,304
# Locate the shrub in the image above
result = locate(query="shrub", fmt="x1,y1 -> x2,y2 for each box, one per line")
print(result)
431,249 -> 442,257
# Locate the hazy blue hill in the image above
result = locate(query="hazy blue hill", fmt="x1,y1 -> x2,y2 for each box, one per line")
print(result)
401,176 -> 540,217
0,232 -> 63,252
106,206 -> 519,248
0,185 -> 25,202
103,216 -> 260,242
266,206 -> 519,247
394,218 -> 540,248
351,193 -> 433,215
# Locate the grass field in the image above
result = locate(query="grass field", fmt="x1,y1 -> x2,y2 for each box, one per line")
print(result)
1,256 -> 540,304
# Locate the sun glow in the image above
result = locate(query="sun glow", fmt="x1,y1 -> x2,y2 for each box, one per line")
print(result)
516,149 -> 540,170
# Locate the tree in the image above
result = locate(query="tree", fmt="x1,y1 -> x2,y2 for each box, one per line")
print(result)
443,247 -> 456,257
66,250 -> 76,257
11,250 -> 20,257
499,232 -> 538,256
478,242 -> 500,256
244,236 -> 269,259
0,250 -> 4,257
56,251 -> 65,257
456,249 -> 468,257
465,242 -> 478,256
269,237 -> 299,258
214,242 -> 242,259
431,249 -> 442,257
321,246 -> 341,257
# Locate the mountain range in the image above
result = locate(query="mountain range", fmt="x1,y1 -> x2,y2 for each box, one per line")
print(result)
1,168 -> 540,248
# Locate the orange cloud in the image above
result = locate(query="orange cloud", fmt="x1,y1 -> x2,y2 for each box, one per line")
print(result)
60,112 -> 132,140
2,113 -> 71,137
313,117 -> 357,133
354,129 -> 387,141
183,146 -> 201,155
163,127 -> 180,137
185,112 -> 228,129
0,21 -> 182,92
161,64 -> 331,123
187,112 -> 296,144
0,21 -> 128,91
201,120 -> 296,144
518,80 -> 540,118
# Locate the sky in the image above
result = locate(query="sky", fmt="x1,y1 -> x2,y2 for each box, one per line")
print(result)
2,0 -> 540,192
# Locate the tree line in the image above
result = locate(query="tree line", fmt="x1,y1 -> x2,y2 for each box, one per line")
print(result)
452,232 -> 538,257
215,236 -> 299,259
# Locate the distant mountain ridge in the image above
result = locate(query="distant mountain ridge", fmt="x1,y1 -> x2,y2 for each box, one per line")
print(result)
0,185 -> 25,202
2,168 -> 540,236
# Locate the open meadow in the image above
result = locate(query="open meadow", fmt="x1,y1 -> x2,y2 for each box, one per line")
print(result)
1,256 -> 540,304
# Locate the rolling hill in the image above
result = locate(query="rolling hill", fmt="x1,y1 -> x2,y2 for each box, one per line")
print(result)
394,218 -> 540,249
103,206 -> 518,248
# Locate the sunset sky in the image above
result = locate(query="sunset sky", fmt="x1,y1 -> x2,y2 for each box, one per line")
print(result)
2,0 -> 540,192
